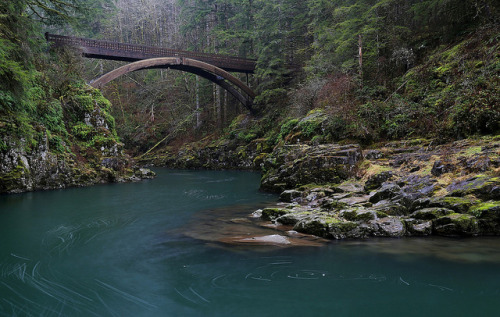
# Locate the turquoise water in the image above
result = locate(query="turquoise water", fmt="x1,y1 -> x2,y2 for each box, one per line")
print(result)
1,169 -> 499,316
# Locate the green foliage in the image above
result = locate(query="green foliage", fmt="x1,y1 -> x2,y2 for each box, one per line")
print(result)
73,95 -> 95,112
278,118 -> 299,140
254,88 -> 287,106
236,132 -> 257,143
0,139 -> 8,152
39,100 -> 67,135
72,122 -> 94,140
48,134 -> 65,153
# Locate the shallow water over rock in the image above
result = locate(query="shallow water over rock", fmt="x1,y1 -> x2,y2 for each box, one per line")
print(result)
1,169 -> 500,316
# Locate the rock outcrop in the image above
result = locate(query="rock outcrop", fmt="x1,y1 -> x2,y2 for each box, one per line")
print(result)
256,137 -> 500,239
260,144 -> 363,192
0,86 -> 154,194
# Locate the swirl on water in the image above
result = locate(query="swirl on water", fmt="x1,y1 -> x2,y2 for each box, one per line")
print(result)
168,254 -> 493,311
205,177 -> 236,183
183,189 -> 225,200
42,216 -> 136,255
0,253 -> 157,316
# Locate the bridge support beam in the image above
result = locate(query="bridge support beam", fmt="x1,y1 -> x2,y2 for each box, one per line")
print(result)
90,57 -> 255,111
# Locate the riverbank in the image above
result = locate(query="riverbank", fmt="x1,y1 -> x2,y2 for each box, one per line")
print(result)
0,85 -> 155,194
142,135 -> 499,240
258,137 -> 499,239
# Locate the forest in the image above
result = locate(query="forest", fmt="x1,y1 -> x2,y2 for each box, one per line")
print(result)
0,0 -> 499,177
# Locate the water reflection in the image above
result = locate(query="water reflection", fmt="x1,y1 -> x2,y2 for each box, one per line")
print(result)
344,237 -> 500,264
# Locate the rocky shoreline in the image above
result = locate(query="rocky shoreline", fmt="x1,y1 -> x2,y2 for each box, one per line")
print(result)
254,137 -> 499,240
140,134 -> 499,241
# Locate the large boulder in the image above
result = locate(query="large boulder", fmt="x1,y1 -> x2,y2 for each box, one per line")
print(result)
469,201 -> 500,235
433,213 -> 479,236
411,207 -> 454,220
260,144 -> 363,192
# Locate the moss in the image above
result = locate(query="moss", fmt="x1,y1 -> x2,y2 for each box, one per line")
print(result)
73,94 -> 95,112
341,209 -> 375,222
0,164 -> 29,192
0,139 -> 9,152
433,213 -> 479,236
48,134 -> 65,153
461,146 -> 482,156
341,210 -> 357,221
324,216 -> 341,225
72,123 -> 94,140
261,208 -> 291,221
412,207 -> 454,220
278,118 -> 299,140
469,201 -> 500,218
429,196 -> 477,213
330,221 -> 359,233
376,211 -> 389,218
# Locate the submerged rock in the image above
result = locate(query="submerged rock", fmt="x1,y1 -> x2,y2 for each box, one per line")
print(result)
239,235 -> 291,245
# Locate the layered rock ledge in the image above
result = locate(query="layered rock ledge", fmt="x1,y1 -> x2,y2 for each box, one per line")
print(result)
255,137 -> 500,239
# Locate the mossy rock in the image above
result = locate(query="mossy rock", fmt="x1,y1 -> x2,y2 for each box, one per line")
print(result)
340,209 -> 376,222
276,211 -> 312,226
369,184 -> 401,203
469,201 -> 500,234
376,211 -> 389,218
279,189 -> 302,202
320,199 -> 348,210
365,171 -> 393,191
328,221 -> 360,239
469,201 -> 500,218
293,216 -> 331,238
371,201 -> 408,216
433,213 -> 479,236
427,196 -> 478,214
411,207 -> 455,220
261,208 -> 291,221
0,164 -> 30,193
404,219 -> 433,236
447,176 -> 499,200
374,217 -> 406,237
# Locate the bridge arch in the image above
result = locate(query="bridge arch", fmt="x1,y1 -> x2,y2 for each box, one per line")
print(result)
90,57 -> 256,111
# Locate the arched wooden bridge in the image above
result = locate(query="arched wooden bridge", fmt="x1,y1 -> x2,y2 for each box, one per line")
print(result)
45,33 -> 257,110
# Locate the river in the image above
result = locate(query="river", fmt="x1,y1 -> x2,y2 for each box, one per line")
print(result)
1,169 -> 499,316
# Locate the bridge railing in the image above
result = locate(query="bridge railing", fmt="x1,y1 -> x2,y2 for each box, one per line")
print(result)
45,33 -> 256,72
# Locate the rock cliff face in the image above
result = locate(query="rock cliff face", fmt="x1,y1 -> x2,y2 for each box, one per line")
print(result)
0,133 -> 154,194
1,134 -> 73,193
0,85 -> 154,194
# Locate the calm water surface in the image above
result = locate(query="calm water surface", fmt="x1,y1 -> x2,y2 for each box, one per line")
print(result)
1,169 -> 499,316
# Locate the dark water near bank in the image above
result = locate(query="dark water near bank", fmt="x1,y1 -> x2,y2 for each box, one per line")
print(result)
1,169 -> 500,316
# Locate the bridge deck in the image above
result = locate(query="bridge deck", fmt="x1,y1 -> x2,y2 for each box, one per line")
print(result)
45,33 -> 256,73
